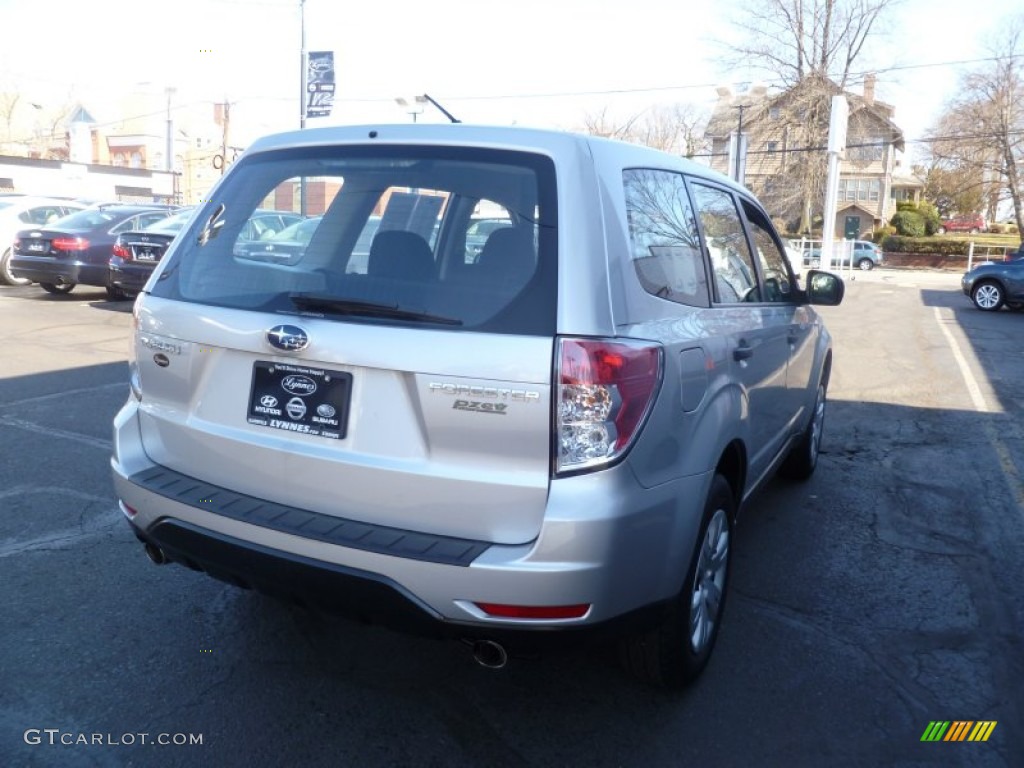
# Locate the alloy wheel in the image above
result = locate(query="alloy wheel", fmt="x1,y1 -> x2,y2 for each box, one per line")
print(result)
973,283 -> 1002,311
689,507 -> 729,654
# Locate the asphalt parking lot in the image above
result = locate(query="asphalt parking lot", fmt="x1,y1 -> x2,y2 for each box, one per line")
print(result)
1,272 -> 1021,767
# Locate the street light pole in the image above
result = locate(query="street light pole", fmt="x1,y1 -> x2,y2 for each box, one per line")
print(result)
298,0 -> 307,214
165,86 -> 176,173
299,0 -> 307,131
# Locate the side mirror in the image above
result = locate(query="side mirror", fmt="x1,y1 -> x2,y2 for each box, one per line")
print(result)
804,269 -> 844,306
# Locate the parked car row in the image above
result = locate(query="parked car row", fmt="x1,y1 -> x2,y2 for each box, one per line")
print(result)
3,203 -> 308,300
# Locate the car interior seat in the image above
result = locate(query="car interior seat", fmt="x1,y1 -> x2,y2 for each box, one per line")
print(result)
366,230 -> 435,280
475,226 -> 536,288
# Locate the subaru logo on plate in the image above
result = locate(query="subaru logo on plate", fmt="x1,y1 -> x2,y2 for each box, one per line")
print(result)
266,324 -> 309,352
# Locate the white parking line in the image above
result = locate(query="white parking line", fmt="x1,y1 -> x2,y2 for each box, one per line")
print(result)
932,307 -> 990,412
934,307 -> 1024,512
0,416 -> 111,451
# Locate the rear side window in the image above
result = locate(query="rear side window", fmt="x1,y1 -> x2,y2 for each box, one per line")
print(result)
623,169 -> 709,308
690,183 -> 760,305
151,145 -> 558,336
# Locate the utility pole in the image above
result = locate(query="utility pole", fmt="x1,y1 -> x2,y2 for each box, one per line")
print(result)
819,95 -> 848,272
219,100 -> 231,176
730,104 -> 748,184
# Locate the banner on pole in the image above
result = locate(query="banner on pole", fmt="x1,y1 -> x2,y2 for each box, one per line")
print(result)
305,51 -> 335,118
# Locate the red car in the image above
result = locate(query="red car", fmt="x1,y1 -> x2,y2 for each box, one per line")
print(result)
938,214 -> 986,234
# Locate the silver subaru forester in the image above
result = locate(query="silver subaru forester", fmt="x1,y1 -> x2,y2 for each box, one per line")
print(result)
111,124 -> 843,688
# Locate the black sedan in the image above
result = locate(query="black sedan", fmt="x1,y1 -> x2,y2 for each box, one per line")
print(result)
11,204 -> 178,298
108,207 -> 196,299
961,252 -> 1024,311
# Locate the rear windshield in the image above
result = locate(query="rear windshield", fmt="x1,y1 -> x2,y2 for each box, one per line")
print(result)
150,145 -> 558,335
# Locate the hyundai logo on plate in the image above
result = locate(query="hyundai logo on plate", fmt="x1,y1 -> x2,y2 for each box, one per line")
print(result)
266,324 -> 309,352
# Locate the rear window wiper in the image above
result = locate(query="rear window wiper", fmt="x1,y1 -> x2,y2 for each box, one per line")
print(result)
288,293 -> 463,326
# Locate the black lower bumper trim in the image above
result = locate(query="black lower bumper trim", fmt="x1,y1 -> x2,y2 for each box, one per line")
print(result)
130,519 -> 669,649
128,464 -> 490,567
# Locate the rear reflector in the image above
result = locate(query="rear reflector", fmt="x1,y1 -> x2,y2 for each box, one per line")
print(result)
475,603 -> 591,620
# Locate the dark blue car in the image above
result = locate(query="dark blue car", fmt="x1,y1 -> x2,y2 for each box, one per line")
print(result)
11,203 -> 178,298
961,246 -> 1024,311
108,207 -> 196,299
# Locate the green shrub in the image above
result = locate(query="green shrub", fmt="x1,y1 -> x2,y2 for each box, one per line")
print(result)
918,200 -> 942,235
881,236 -> 979,255
891,209 -> 926,237
872,225 -> 896,244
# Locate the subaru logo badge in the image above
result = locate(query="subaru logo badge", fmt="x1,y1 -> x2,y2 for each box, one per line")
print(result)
266,324 -> 309,352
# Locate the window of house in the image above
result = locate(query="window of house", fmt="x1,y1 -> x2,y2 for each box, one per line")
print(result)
766,141 -> 778,154
769,107 -> 780,120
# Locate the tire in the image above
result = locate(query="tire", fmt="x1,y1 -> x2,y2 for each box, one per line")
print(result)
0,248 -> 31,286
971,280 -> 1004,311
620,474 -> 733,689
40,281 -> 76,295
856,258 -> 874,271
780,376 -> 828,481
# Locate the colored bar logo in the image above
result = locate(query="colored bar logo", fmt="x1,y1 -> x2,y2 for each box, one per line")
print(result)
921,721 -> 997,742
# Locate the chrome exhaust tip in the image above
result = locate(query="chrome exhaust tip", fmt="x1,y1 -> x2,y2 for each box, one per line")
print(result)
470,639 -> 509,670
143,542 -> 168,565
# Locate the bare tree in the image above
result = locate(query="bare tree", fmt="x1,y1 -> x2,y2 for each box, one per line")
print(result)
924,19 -> 1024,233
578,103 -> 709,157
0,91 -> 20,149
725,0 -> 896,87
712,1 -> 899,233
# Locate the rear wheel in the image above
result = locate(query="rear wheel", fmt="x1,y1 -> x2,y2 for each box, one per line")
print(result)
856,258 -> 874,271
0,248 -> 30,286
40,280 -> 76,295
620,474 -> 733,689
971,281 -> 1004,311
780,376 -> 828,480
106,285 -> 129,301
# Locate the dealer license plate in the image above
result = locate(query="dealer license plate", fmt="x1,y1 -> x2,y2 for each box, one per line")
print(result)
247,361 -> 351,439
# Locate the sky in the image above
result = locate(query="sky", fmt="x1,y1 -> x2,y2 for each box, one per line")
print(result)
0,0 -> 1021,163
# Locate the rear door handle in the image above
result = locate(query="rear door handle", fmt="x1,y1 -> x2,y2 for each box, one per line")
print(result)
733,341 -> 754,361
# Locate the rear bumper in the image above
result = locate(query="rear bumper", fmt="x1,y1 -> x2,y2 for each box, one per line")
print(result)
108,258 -> 154,292
10,254 -> 109,287
112,399 -> 711,641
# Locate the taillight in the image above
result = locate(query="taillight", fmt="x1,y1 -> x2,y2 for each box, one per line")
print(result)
112,242 -> 130,260
52,236 -> 89,251
556,338 -> 662,474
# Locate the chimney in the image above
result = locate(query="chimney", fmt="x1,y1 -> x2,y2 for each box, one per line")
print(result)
863,73 -> 876,106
